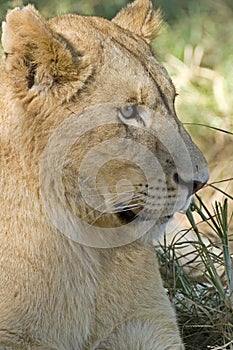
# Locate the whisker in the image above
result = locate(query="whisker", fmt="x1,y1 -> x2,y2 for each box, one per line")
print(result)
64,187 -> 147,225
111,207 -> 140,214
114,202 -> 145,210
62,172 -> 147,191
78,189 -> 138,198
106,197 -> 146,208
65,190 -> 145,208
80,192 -> 146,205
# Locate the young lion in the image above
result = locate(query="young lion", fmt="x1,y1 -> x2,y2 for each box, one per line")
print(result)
0,0 -> 209,349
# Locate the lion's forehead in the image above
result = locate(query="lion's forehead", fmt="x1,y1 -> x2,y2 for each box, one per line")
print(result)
49,14 -> 175,104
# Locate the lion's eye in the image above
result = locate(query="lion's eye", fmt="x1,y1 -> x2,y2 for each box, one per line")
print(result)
120,105 -> 138,119
117,104 -> 146,127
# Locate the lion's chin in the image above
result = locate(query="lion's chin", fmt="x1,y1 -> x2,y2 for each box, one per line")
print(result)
135,214 -> 174,243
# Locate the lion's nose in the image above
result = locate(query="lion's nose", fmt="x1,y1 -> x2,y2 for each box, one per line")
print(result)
173,173 -> 207,195
192,180 -> 206,194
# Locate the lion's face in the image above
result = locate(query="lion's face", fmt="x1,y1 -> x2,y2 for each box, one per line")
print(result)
1,1 -> 209,247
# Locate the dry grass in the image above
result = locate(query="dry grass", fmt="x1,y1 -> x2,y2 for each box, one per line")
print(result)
157,196 -> 233,349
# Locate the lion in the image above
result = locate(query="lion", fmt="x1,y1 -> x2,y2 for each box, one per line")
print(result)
0,0 -> 209,349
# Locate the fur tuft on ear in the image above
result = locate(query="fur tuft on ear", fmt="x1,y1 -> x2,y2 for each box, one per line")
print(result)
112,0 -> 162,43
1,5 -> 87,90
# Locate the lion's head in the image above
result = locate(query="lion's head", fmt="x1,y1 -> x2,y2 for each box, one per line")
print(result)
1,0 -> 209,248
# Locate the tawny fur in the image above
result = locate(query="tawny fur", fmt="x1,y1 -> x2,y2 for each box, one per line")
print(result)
0,0 -> 209,349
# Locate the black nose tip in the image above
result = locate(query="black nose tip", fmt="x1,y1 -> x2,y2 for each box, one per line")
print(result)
173,173 -> 206,195
192,180 -> 206,194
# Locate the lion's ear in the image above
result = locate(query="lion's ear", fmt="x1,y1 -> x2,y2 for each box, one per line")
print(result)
1,5 -> 82,89
112,0 -> 162,43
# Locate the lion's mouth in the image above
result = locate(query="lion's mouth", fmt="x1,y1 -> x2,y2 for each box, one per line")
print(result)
158,215 -> 173,222
116,208 -> 173,224
116,209 -> 138,223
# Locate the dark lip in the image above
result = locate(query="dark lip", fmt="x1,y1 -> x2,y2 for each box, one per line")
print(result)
116,209 -> 137,223
162,215 -> 173,219
117,210 -> 173,223
158,215 -> 173,223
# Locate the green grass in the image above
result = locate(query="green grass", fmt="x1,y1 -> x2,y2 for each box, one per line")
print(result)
157,195 -> 233,349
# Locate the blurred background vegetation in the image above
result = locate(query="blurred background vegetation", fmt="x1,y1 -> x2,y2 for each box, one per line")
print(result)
1,1 -> 232,349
